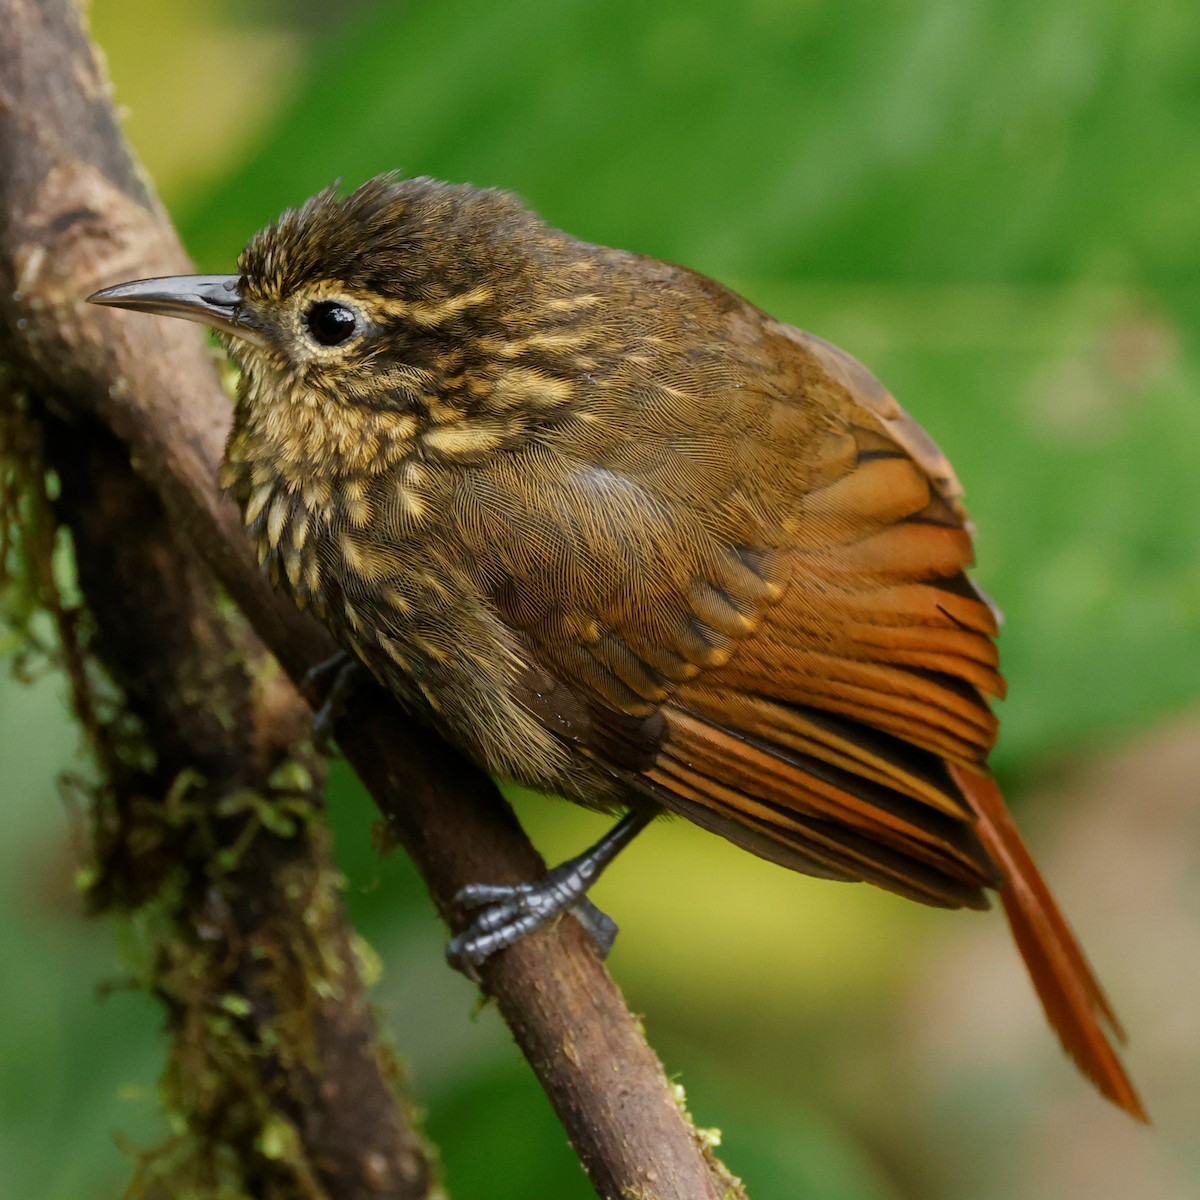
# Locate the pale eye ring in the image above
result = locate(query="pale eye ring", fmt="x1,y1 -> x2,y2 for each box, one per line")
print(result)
304,299 -> 361,347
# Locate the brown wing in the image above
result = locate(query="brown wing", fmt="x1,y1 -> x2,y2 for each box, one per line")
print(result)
508,325 -> 1143,1118
636,396 -> 1008,910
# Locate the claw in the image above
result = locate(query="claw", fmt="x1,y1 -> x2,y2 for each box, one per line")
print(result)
571,898 -> 618,958
454,880 -> 539,907
447,895 -> 616,976
444,809 -> 656,976
302,650 -> 353,694
302,650 -> 364,754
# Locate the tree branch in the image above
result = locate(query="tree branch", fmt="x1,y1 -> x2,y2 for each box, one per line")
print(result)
0,2 -> 741,1197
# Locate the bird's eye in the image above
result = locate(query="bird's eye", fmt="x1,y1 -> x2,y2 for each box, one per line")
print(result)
305,300 -> 360,347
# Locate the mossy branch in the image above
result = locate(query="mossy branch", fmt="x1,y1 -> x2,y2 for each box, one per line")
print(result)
3,330 -> 436,1197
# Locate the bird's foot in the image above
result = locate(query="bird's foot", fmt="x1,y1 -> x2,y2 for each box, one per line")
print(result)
446,873 -> 619,979
444,808 -> 656,978
302,650 -> 365,754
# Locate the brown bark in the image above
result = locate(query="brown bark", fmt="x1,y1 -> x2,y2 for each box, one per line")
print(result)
0,1 -> 741,1197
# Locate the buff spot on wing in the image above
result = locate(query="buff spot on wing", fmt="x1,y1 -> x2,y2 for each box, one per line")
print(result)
411,635 -> 449,664
304,557 -> 322,596
342,478 -> 372,527
523,331 -> 591,352
284,550 -> 304,589
414,571 -> 451,602
244,482 -> 275,526
398,482 -> 427,521
380,634 -> 411,672
381,586 -> 412,615
302,476 -> 332,516
423,421 -> 508,457
292,510 -> 310,552
545,293 -> 600,312
490,368 -> 573,409
342,599 -> 363,634
341,534 -> 395,584
267,493 -> 290,550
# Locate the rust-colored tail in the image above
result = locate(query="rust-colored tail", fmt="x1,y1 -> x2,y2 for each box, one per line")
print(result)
950,763 -> 1147,1121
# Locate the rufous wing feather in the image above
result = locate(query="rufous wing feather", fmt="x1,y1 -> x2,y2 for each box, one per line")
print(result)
618,400 -> 1008,906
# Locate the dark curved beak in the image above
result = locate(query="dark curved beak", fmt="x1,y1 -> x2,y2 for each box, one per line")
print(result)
88,274 -> 264,345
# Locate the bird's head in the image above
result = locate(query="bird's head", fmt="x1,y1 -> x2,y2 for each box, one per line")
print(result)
90,175 -> 598,477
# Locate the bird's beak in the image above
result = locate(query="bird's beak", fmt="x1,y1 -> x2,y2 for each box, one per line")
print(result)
88,274 -> 265,346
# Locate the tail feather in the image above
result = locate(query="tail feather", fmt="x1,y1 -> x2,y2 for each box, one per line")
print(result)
950,763 -> 1148,1122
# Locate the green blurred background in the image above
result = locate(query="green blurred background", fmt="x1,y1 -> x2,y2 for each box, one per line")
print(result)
3,0 -> 1198,1196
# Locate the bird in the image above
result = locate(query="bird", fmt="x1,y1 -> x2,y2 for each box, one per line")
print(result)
90,173 -> 1145,1120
